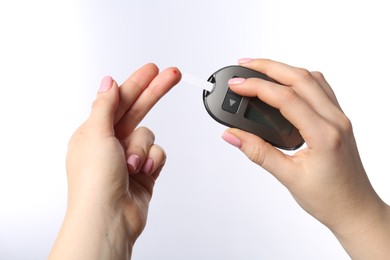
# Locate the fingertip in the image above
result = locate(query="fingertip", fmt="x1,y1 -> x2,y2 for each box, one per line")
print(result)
228,78 -> 246,86
99,76 -> 113,93
90,76 -> 120,128
127,154 -> 140,174
167,67 -> 182,83
238,58 -> 254,64
128,63 -> 160,88
112,79 -> 119,88
142,158 -> 154,175
144,63 -> 159,72
151,66 -> 182,90
173,67 -> 182,79
171,67 -> 181,75
222,130 -> 242,148
227,78 -> 256,97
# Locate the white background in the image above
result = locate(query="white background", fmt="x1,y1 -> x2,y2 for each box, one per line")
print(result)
1,0 -> 389,259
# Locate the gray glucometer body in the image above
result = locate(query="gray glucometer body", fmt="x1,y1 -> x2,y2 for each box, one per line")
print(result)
203,65 -> 304,150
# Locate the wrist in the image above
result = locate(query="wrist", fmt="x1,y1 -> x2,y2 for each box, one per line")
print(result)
71,196 -> 135,243
325,187 -> 386,234
50,198 -> 134,260
329,200 -> 390,259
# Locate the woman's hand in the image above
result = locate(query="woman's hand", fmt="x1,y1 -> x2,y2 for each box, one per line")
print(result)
222,58 -> 390,259
49,63 -> 181,260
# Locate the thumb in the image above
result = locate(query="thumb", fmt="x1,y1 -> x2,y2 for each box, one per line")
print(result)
222,128 -> 294,183
89,76 -> 119,134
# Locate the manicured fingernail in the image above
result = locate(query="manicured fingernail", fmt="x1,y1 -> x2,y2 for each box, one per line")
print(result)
222,131 -> 242,148
238,58 -> 253,64
99,76 -> 113,93
142,158 -> 154,175
127,154 -> 140,173
228,78 -> 246,85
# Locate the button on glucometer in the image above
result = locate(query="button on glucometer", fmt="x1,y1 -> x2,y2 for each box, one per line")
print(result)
222,90 -> 242,114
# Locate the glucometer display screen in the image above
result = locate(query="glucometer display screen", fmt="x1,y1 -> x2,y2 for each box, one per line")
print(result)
244,103 -> 268,125
244,98 -> 294,135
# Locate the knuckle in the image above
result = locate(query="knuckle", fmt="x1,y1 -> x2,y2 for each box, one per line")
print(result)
261,58 -> 272,66
127,127 -> 157,158
322,115 -> 353,150
154,144 -> 167,161
137,126 -> 155,141
311,71 -> 325,81
131,143 -> 148,157
324,124 -> 343,149
246,145 -> 266,166
338,115 -> 353,135
281,87 -> 299,103
294,68 -> 315,83
91,97 -> 106,110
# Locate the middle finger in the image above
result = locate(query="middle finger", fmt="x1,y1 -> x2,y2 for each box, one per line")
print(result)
115,66 -> 181,139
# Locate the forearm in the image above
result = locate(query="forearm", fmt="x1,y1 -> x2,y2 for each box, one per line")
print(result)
49,203 -> 132,260
331,201 -> 390,260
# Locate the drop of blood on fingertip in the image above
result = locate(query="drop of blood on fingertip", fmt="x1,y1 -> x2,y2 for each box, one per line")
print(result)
173,69 -> 178,75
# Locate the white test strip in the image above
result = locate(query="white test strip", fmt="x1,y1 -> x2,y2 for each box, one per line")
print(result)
182,72 -> 213,92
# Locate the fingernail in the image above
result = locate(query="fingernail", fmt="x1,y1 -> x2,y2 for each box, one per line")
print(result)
142,158 -> 154,175
228,78 -> 245,85
127,154 -> 140,173
222,131 -> 242,148
238,58 -> 253,64
99,76 -> 113,93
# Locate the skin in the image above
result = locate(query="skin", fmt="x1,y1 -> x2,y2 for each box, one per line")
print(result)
223,58 -> 390,260
49,63 -> 181,260
50,58 -> 390,260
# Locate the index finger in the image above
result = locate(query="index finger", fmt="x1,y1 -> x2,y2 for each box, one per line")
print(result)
114,63 -> 159,124
239,58 -> 341,123
115,67 -> 181,139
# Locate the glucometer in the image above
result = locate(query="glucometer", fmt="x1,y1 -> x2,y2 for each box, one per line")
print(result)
203,66 -> 304,150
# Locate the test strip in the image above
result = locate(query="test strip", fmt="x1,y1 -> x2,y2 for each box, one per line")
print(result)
182,72 -> 213,92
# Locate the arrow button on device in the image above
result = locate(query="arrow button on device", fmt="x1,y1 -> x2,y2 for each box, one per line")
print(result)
222,90 -> 242,114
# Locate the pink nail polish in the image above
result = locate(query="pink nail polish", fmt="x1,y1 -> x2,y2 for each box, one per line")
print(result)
99,76 -> 113,93
127,154 -> 140,173
228,78 -> 245,85
238,58 -> 253,64
222,131 -> 242,148
142,158 -> 154,175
